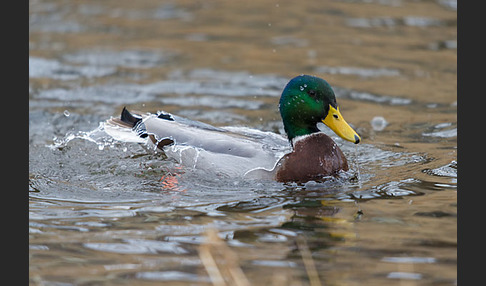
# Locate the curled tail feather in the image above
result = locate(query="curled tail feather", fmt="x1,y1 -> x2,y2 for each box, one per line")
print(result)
120,107 -> 142,127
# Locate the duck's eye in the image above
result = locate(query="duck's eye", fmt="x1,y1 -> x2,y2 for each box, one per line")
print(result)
333,114 -> 339,119
308,90 -> 316,97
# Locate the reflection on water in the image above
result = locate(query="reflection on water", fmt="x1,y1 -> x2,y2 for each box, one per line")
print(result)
30,0 -> 456,285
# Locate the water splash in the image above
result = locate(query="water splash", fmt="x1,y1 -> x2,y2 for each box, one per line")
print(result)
49,122 -> 118,151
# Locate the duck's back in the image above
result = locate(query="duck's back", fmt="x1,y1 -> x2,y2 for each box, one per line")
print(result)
105,108 -> 290,179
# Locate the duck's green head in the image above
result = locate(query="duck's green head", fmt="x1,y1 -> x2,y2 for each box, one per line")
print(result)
279,75 -> 361,144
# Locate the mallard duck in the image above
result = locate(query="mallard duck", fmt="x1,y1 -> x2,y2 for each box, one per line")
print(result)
105,75 -> 360,183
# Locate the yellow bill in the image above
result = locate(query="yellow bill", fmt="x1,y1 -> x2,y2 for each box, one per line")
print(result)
322,105 -> 361,144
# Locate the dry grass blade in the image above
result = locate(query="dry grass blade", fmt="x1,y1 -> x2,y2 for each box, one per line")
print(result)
198,227 -> 251,286
297,236 -> 322,286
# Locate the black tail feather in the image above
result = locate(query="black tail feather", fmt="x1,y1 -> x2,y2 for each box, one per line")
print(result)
120,107 -> 142,128
157,112 -> 174,121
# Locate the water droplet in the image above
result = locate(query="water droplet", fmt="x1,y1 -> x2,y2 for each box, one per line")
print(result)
370,116 -> 388,131
63,110 -> 70,117
299,86 -> 304,91
355,144 -> 362,188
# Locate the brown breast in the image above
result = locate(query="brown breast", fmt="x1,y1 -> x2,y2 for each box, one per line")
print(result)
275,133 -> 348,183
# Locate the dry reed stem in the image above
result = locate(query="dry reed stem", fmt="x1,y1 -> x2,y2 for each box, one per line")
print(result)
296,236 -> 322,286
198,227 -> 251,286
